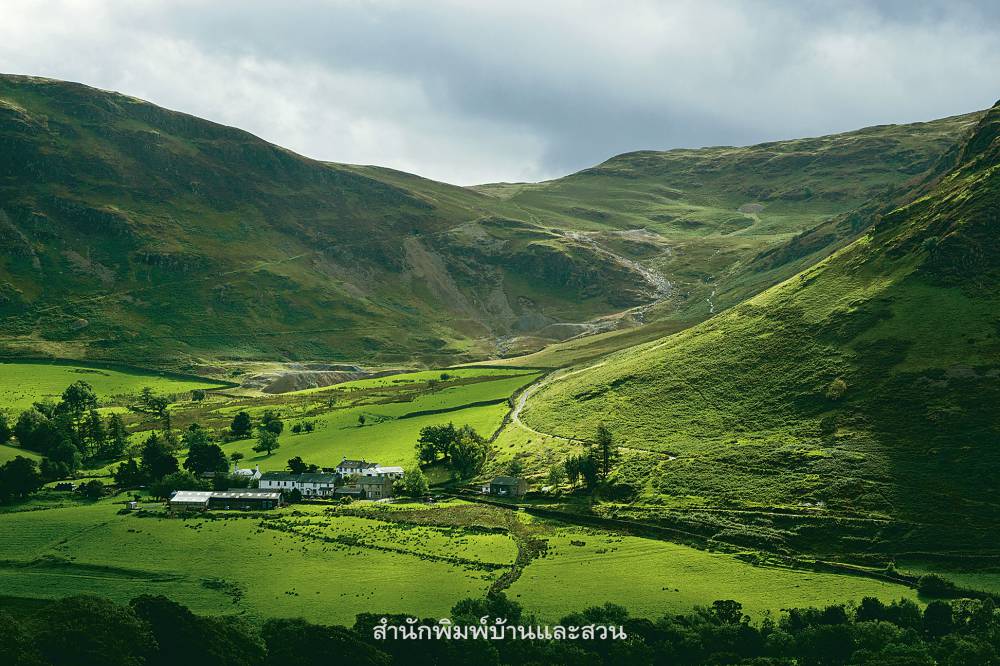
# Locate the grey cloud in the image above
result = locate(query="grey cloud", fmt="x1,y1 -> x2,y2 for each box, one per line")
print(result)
2,0 -> 999,184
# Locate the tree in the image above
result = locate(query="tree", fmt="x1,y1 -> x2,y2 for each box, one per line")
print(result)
182,426 -> 227,476
263,617 -> 390,666
41,457 -> 72,482
923,600 -> 954,637
261,410 -> 284,435
0,610 -> 44,666
47,439 -> 82,474
130,594 -> 266,666
358,414 -> 366,427
564,456 -> 581,485
593,422 -> 619,481
140,432 -> 179,481
113,458 -> 142,488
230,451 -> 245,464
578,451 -> 600,489
191,389 -> 206,402
395,467 -> 429,498
35,595 -> 156,666
58,380 -> 98,443
547,464 -> 566,487
14,408 -> 67,454
139,386 -> 154,408
0,456 -> 44,503
416,422 -> 457,463
230,411 -> 252,438
285,488 -> 303,504
84,409 -> 106,459
79,479 -> 105,500
105,413 -> 128,459
507,458 -> 524,477
287,456 -> 308,474
253,428 -> 280,456
0,411 -> 11,444
448,426 -> 490,478
149,470 -> 208,499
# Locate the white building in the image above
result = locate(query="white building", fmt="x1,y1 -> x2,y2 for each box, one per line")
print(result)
258,472 -> 337,497
336,458 -> 378,476
232,463 -> 261,481
362,465 -> 404,480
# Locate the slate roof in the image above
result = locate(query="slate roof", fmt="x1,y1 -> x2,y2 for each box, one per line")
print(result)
491,476 -> 523,486
259,472 -> 336,483
337,459 -> 377,469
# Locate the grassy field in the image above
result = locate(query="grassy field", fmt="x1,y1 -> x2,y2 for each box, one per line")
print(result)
510,526 -> 918,621
0,500 -> 510,623
0,443 -> 42,464
0,361 -> 227,411
520,104 -> 1000,560
216,371 -> 540,470
0,496 -> 921,624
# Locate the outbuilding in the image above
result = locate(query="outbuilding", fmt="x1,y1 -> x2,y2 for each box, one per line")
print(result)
168,490 -> 213,512
207,490 -> 282,510
488,476 -> 528,498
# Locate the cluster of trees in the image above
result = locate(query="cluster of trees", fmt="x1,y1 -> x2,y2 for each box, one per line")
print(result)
0,381 -> 136,503
5,592 -> 1000,666
228,409 -> 284,457
0,455 -> 44,503
394,467 -> 430,498
556,423 -> 619,492
415,423 -> 490,477
115,422 -> 241,498
1,381 -> 130,480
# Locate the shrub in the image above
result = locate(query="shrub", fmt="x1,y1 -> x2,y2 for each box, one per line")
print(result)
825,378 -> 848,400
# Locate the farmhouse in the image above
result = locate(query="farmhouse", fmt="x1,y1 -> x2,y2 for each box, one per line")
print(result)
488,476 -> 527,497
336,458 -> 378,476
359,475 -> 394,499
259,471 -> 337,497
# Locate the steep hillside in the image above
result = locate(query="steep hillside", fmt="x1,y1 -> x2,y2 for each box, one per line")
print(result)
0,74 -> 981,369
0,74 -> 654,367
479,112 -> 982,324
523,102 -> 1000,557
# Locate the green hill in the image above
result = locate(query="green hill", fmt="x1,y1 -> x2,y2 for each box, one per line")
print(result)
477,111 -> 982,324
523,102 -> 1000,559
0,74 -> 981,369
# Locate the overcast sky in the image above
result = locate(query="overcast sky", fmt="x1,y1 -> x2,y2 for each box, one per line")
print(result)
2,1 -> 999,185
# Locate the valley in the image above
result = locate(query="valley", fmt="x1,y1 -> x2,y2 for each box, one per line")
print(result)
0,73 -> 997,655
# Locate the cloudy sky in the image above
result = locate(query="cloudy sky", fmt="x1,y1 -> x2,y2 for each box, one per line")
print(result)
2,1 -> 999,185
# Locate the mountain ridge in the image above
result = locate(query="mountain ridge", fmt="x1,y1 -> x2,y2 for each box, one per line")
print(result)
0,73 -> 985,372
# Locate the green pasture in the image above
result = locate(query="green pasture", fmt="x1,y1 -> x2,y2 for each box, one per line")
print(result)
0,497 -> 927,625
0,499 -> 511,624
219,373 -> 539,469
0,443 -> 42,464
0,361 -> 226,412
290,367 -> 535,394
509,526 -> 919,621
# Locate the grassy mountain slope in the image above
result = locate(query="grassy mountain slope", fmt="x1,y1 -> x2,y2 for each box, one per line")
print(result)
0,74 -> 655,367
0,73 -> 981,369
479,112 -> 982,325
523,102 -> 1000,558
